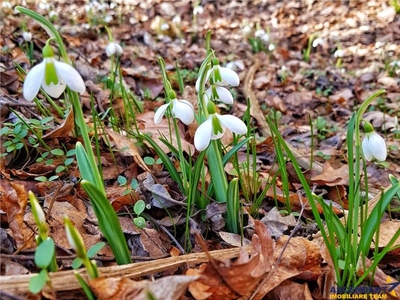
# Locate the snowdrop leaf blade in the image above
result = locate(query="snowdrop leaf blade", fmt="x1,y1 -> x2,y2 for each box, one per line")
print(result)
23,62 -> 45,101
195,116 -> 213,151
154,103 -> 170,124
217,114 -> 247,135
54,61 -> 86,94
219,66 -> 240,86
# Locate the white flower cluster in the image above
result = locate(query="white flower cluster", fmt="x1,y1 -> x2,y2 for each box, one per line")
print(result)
153,58 -> 247,151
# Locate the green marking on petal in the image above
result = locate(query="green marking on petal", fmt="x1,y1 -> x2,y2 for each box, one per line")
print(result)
212,115 -> 223,135
44,60 -> 59,85
213,66 -> 222,83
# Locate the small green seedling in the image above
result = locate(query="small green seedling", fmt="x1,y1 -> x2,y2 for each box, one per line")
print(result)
133,200 -> 146,228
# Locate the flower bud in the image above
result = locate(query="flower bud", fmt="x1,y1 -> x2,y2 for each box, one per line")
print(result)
64,216 -> 87,259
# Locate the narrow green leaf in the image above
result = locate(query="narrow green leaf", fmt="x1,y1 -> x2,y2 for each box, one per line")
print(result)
81,180 -> 131,265
75,273 -> 96,300
226,178 -> 240,234
76,142 -> 96,185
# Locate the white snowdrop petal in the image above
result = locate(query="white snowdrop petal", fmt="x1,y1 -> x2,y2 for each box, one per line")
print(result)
362,136 -> 373,161
215,86 -> 233,104
194,116 -> 213,151
154,103 -> 170,124
217,114 -> 247,135
368,132 -> 387,161
23,61 -> 46,101
106,43 -> 116,56
54,60 -> 86,94
172,100 -> 194,125
115,43 -> 123,54
218,66 -> 240,86
42,82 -> 66,98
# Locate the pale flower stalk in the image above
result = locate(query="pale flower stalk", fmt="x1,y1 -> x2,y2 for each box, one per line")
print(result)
23,42 -> 86,101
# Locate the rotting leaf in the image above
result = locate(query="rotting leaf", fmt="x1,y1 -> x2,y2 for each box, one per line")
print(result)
106,128 -> 150,172
42,109 -> 75,139
188,221 -> 275,299
89,275 -> 199,300
0,181 -> 35,249
260,207 -> 297,239
311,162 -> 349,186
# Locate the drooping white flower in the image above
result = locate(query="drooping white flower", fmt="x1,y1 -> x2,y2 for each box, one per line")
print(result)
362,131 -> 387,161
154,98 -> 194,125
23,31 -> 32,42
194,110 -> 247,151
312,37 -> 324,48
106,42 -> 123,56
389,60 -> 399,67
196,61 -> 240,91
334,49 -> 343,58
205,86 -> 233,105
193,5 -> 204,15
23,43 -> 86,101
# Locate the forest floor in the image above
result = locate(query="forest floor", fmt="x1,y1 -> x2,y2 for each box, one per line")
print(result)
0,0 -> 400,299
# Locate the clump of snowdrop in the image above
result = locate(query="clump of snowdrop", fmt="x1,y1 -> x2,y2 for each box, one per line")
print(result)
154,90 -> 194,125
361,121 -> 387,161
194,57 -> 247,151
23,40 -> 85,101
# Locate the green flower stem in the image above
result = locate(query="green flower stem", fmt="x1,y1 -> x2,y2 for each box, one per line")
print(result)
353,90 -> 385,254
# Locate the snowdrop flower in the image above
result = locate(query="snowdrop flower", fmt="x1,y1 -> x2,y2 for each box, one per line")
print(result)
106,42 -> 123,56
196,58 -> 240,91
48,10 -> 58,19
389,61 -> 399,68
268,44 -> 276,51
205,86 -> 233,105
154,92 -> 194,125
312,37 -> 324,48
23,42 -> 86,101
160,22 -> 170,31
23,31 -> 32,42
242,25 -> 252,35
334,49 -> 343,58
193,5 -> 204,15
255,29 -> 265,38
194,102 -> 247,151
172,15 -> 181,24
362,122 -> 387,161
64,216 -> 86,258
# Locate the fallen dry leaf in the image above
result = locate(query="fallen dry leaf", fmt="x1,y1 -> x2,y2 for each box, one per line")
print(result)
90,275 -> 199,300
311,162 -> 349,186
